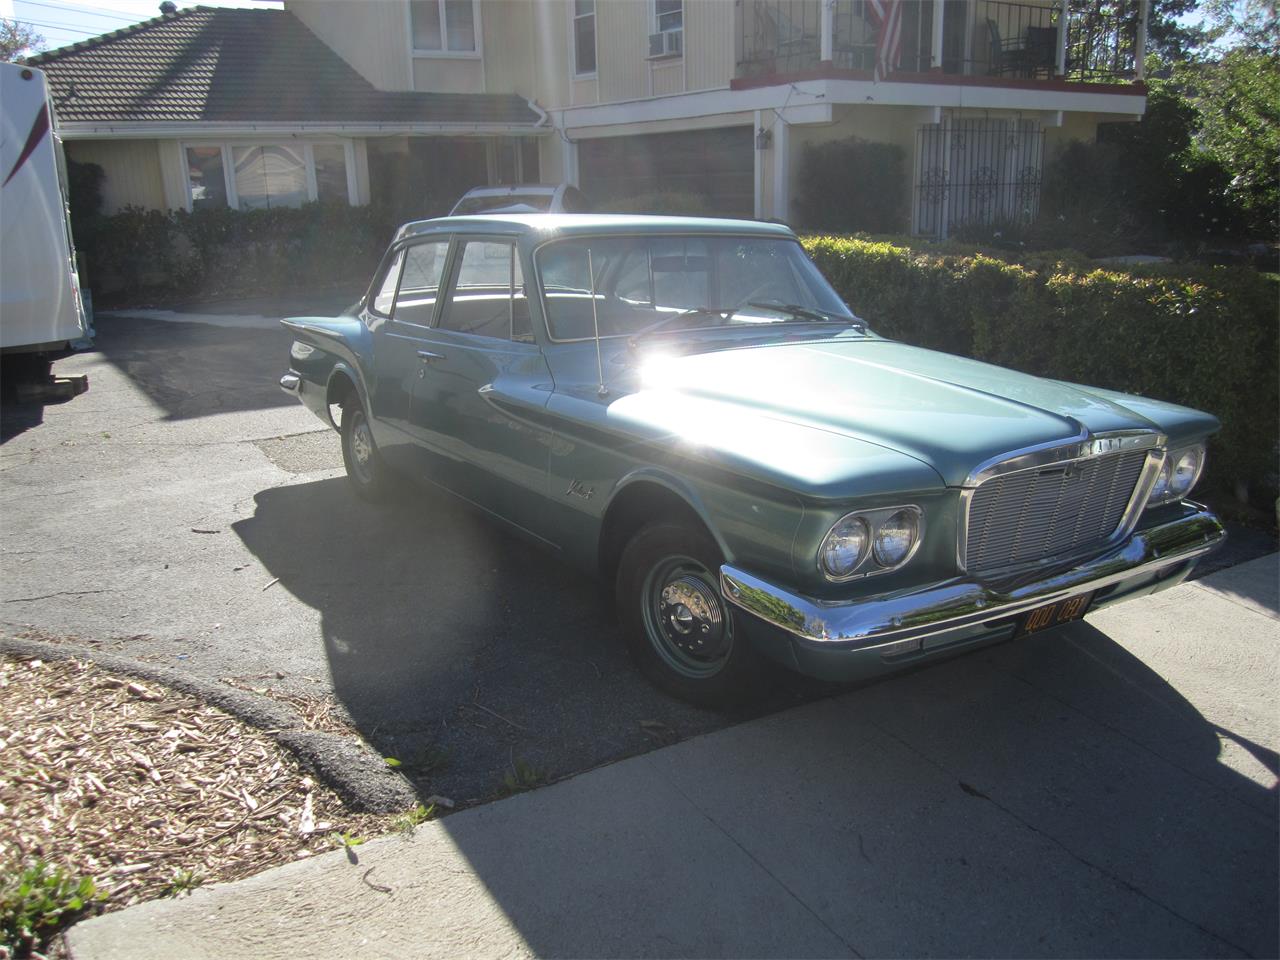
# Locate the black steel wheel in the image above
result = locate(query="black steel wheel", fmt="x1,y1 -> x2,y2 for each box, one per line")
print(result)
340,399 -> 392,502
616,522 -> 769,709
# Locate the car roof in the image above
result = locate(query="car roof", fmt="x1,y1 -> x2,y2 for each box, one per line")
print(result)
393,214 -> 796,243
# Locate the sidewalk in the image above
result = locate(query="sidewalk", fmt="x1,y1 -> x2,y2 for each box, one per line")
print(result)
66,554 -> 1279,959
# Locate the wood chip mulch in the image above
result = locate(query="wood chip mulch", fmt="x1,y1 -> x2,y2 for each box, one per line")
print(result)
0,655 -> 399,923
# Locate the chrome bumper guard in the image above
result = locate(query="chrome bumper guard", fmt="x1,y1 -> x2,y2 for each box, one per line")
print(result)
279,372 -> 301,396
720,503 -> 1224,652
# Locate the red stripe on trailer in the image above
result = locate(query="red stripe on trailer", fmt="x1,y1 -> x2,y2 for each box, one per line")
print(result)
3,103 -> 50,187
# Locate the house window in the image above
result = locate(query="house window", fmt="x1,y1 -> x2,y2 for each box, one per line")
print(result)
233,145 -> 308,210
411,0 -> 477,53
654,0 -> 682,33
182,142 -> 355,211
185,146 -> 228,210
573,0 -> 596,75
312,144 -> 350,204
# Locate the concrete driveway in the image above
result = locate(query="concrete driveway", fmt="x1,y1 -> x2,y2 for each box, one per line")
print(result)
66,554 -> 1279,958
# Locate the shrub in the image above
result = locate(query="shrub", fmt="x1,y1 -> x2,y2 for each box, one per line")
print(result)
2,859 -> 101,957
794,138 -> 906,234
75,203 -> 396,302
802,234 -> 1279,505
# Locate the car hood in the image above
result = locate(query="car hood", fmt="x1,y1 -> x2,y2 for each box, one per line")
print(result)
615,337 -> 1188,489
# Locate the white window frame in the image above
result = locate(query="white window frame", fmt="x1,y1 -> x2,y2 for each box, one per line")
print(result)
407,0 -> 483,59
572,0 -> 597,78
180,140 -> 358,212
651,0 -> 683,34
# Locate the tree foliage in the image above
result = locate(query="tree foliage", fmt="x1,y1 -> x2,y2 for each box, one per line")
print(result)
0,18 -> 42,61
1184,47 -> 1280,235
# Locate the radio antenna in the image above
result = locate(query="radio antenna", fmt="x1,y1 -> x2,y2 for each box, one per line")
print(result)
588,247 -> 608,398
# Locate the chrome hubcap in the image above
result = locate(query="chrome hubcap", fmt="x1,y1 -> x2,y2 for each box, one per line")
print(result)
349,413 -> 375,484
643,559 -> 733,678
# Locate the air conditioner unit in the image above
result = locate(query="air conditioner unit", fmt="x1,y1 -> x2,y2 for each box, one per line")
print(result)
647,29 -> 683,59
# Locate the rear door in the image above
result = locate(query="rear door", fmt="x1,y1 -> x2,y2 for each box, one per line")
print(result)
406,236 -> 555,538
365,237 -> 451,465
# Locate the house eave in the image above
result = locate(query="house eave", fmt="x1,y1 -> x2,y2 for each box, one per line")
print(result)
555,78 -> 1146,134
56,120 -> 549,140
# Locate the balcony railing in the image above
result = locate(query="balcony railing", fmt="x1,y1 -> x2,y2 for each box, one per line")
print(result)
736,0 -> 1143,83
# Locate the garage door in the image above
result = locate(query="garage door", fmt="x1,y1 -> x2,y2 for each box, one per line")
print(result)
578,127 -> 754,217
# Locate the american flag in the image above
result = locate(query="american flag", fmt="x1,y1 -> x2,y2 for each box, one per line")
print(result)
867,0 -> 903,82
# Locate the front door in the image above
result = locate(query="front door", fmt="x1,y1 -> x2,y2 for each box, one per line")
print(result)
407,237 -> 555,539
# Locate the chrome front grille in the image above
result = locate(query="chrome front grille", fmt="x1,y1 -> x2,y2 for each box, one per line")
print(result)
964,449 -> 1150,573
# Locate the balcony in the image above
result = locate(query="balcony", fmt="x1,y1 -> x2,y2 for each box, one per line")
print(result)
735,0 -> 1146,87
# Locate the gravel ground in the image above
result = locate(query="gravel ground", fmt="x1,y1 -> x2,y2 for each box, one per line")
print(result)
0,654 -> 418,958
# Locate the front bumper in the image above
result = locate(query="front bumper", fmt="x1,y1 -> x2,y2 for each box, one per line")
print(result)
720,501 -> 1225,680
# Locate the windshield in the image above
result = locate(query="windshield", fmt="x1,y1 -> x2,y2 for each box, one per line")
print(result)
454,193 -> 553,214
536,236 -> 855,341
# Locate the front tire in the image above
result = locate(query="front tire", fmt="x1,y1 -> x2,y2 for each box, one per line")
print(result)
616,522 -> 769,709
340,399 -> 392,502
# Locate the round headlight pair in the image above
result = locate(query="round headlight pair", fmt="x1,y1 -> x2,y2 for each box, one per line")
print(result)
1148,445 -> 1205,506
819,507 -> 921,581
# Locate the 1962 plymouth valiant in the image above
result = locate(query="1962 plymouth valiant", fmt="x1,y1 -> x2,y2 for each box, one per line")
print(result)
280,215 -> 1225,707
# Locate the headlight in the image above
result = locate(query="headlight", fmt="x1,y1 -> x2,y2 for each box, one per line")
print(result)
1147,444 -> 1206,507
819,515 -> 869,580
873,509 -> 920,567
1169,446 -> 1205,497
819,506 -> 923,582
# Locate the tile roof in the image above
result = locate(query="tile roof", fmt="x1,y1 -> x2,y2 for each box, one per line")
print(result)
26,6 -> 539,127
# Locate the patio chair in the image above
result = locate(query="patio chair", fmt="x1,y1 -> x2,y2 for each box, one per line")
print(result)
986,19 -> 1044,77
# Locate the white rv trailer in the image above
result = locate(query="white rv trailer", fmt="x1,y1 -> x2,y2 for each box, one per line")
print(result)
0,61 -> 88,389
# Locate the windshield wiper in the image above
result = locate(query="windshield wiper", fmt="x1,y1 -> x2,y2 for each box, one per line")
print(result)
745,300 -> 866,331
629,306 -> 732,343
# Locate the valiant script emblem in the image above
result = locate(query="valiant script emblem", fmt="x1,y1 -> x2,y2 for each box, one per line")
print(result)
566,479 -> 595,501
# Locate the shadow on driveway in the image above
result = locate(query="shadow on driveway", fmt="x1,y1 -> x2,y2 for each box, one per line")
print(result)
231,477 -> 840,803
232,474 -> 1278,955
430,620 -> 1278,957
93,314 -> 297,421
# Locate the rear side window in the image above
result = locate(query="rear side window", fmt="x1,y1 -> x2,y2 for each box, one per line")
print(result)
440,240 -> 532,342
370,248 -> 404,316
393,240 -> 450,326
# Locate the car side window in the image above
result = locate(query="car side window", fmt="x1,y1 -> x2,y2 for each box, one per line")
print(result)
440,240 -> 532,343
370,248 -> 405,317
392,239 -> 450,327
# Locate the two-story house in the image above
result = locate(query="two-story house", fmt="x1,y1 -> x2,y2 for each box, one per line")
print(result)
30,0 -> 1150,238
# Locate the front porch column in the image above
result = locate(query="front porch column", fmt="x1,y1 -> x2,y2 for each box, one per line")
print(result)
772,118 -> 790,223
931,0 -> 945,70
820,0 -> 834,63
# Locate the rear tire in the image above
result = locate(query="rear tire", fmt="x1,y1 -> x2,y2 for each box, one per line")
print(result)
616,522 -> 769,709
340,399 -> 392,502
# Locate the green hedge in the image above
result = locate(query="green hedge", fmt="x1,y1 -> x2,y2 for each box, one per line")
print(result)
802,235 -> 1279,504
75,204 -> 394,302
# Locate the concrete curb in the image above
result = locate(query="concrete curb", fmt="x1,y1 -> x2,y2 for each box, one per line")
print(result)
0,636 -> 418,814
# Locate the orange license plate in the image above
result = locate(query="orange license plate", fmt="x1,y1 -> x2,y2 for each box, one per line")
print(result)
1016,592 -> 1094,638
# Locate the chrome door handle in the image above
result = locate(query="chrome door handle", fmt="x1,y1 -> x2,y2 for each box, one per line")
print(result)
416,350 -> 445,362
